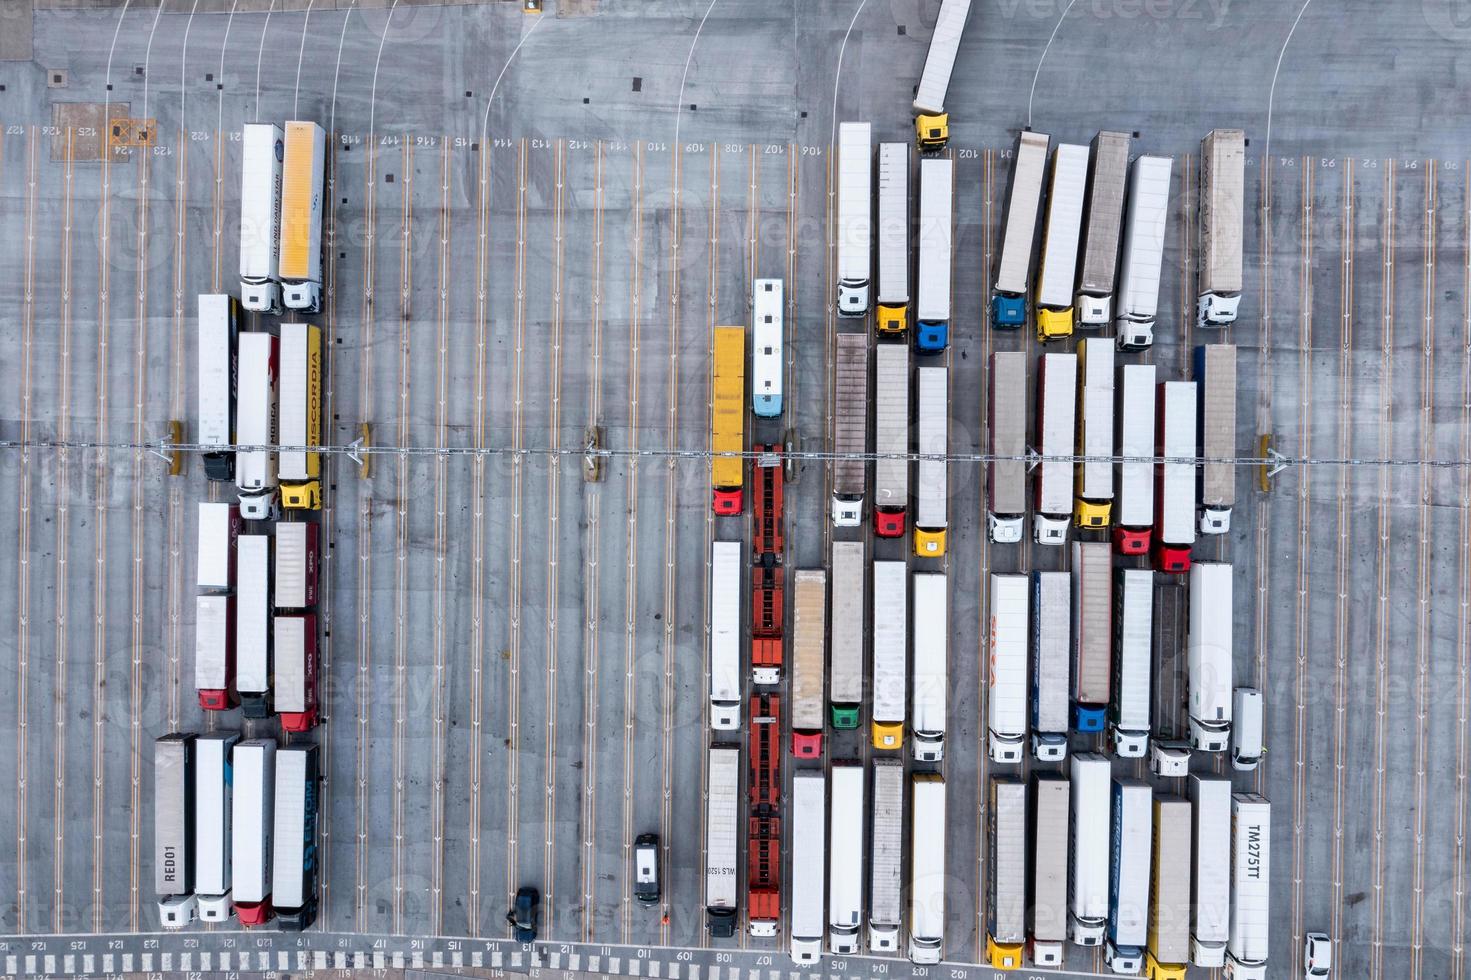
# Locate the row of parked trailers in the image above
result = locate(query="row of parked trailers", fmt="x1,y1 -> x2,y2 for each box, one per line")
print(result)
987,342 -> 1237,556
199,297 -> 325,517
705,755 -> 950,965
154,735 -> 320,930
709,543 -> 952,759
238,121 -> 327,314
988,765 -> 1271,979
195,501 -> 321,726
989,128 -> 1244,341
987,555 -> 1241,762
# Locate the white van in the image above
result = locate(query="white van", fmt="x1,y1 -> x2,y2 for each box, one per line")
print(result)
1230,688 -> 1263,771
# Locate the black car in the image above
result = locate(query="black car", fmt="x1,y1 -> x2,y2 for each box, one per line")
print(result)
507,886 -> 539,943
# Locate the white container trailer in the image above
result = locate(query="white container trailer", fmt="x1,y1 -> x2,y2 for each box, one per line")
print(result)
197,293 -> 238,481
236,534 -> 273,719
1071,541 -> 1113,733
154,733 -> 197,928
908,775 -> 947,965
1106,779 -> 1153,974
992,131 -> 1050,328
239,123 -> 284,313
1030,571 -> 1070,761
1190,776 -> 1233,967
1195,343 -> 1238,533
1110,569 -> 1153,758
751,278 -> 784,418
704,746 -> 741,937
869,760 -> 905,952
988,573 -> 1028,764
832,334 -> 869,526
1075,131 -> 1131,326
1147,795 -> 1194,978
988,351 -> 1027,542
911,0 -> 972,150
708,541 -> 742,730
828,764 -> 865,954
874,344 -> 911,536
195,594 -> 235,711
1188,562 -> 1234,752
1197,129 -> 1246,328
1156,381 -> 1198,573
911,572 -> 948,761
872,561 -> 908,750
1031,775 -> 1071,967
791,772 -> 827,964
194,731 -> 239,922
830,541 -> 866,729
1034,352 -> 1078,545
875,142 -> 911,333
235,331 -> 279,520
791,569 -> 827,754
1114,156 -> 1174,351
197,501 -> 240,591
271,744 -> 320,930
1069,752 -> 1111,947
1074,338 -> 1115,528
1115,364 -> 1157,555
914,366 -> 948,554
1227,794 -> 1272,979
986,777 -> 1028,969
915,159 -> 953,352
837,122 -> 872,316
231,739 -> 275,927
1034,143 -> 1090,340
279,121 -> 326,312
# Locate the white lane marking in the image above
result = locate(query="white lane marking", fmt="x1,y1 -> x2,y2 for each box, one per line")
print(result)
1026,0 -> 1080,128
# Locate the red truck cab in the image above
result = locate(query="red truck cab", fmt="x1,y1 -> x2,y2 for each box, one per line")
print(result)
1114,526 -> 1151,556
1154,541 -> 1191,574
874,509 -> 906,538
712,488 -> 743,515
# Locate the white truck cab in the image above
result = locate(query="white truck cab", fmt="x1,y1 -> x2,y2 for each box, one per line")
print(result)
1034,513 -> 1069,546
989,513 -> 1023,543
1032,732 -> 1068,762
1151,740 -> 1191,777
158,894 -> 198,929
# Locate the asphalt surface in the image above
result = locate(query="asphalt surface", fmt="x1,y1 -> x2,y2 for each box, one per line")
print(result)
0,0 -> 1469,978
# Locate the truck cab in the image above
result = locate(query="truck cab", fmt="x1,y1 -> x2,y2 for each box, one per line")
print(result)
915,113 -> 948,153
1077,293 -> 1112,326
235,899 -> 272,927
1196,292 -> 1240,328
877,304 -> 908,335
872,721 -> 903,751
1151,740 -> 1191,777
241,281 -> 281,315
712,487 -> 743,516
1106,942 -> 1144,975
838,281 -> 869,317
1201,505 -> 1232,535
1115,318 -> 1154,351
989,513 -> 1024,543
1074,499 -> 1111,529
1111,726 -> 1148,758
1114,526 -> 1151,555
1032,732 -> 1068,762
992,292 -> 1026,328
710,700 -> 740,731
988,731 -> 1024,765
1070,916 -> 1105,947
874,508 -> 906,538
284,281 -> 321,314
1037,307 -> 1073,342
986,935 -> 1023,969
198,894 -> 233,922
831,495 -> 862,527
1189,717 -> 1230,754
913,527 -> 946,557
158,895 -> 199,930
831,704 -> 859,729
281,481 -> 321,511
909,935 -> 942,966
238,490 -> 279,523
1073,704 -> 1107,734
916,320 -> 948,352
276,896 -> 318,932
1154,541 -> 1191,574
1034,513 -> 1069,546
911,731 -> 944,763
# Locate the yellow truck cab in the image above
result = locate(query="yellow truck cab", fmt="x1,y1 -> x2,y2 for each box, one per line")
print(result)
986,936 -> 1023,970
1074,499 -> 1110,529
1036,307 -> 1074,341
913,527 -> 947,557
872,721 -> 904,751
915,114 -> 948,152
281,481 -> 322,510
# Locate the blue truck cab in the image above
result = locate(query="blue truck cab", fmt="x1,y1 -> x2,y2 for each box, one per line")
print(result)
992,293 -> 1026,328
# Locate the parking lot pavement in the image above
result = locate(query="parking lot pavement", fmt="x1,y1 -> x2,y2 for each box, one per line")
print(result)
5,1 -> 1471,977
